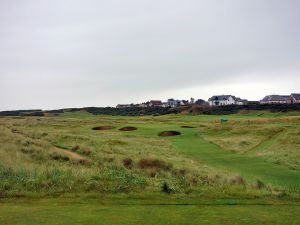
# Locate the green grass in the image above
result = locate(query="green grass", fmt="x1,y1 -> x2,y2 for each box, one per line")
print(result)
172,128 -> 300,188
124,123 -> 300,189
1,111 -> 300,224
0,197 -> 300,225
1,112 -> 300,194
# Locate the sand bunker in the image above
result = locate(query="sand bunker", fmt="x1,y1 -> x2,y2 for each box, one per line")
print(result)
159,131 -> 181,136
181,125 -> 196,128
119,126 -> 138,131
92,126 -> 114,130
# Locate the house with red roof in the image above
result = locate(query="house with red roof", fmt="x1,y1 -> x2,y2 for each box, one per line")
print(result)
149,100 -> 163,107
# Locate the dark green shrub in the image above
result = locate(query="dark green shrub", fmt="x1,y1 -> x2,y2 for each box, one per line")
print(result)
161,181 -> 172,194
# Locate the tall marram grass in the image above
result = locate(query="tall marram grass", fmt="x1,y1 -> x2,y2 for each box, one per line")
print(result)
0,164 -> 147,196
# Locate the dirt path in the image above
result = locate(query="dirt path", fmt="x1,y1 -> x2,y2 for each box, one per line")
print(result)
53,147 -> 86,161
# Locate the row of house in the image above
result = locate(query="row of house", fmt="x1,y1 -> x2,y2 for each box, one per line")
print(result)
116,93 -> 300,108
116,100 -> 165,108
260,94 -> 300,104
116,98 -> 194,108
206,93 -> 300,106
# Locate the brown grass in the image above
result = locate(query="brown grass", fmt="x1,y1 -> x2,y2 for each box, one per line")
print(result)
53,147 -> 87,162
122,158 -> 133,169
137,159 -> 172,171
229,175 -> 246,186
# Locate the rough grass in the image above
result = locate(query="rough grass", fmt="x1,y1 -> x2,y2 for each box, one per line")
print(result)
201,123 -> 284,153
0,112 -> 300,198
200,117 -> 300,169
0,116 -> 232,197
255,126 -> 300,169
1,112 -> 300,224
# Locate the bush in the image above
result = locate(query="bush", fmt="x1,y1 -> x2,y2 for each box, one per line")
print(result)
137,159 -> 172,171
161,181 -> 172,194
50,153 -> 70,161
252,179 -> 265,189
71,145 -> 80,151
123,158 -> 133,169
230,175 -> 246,186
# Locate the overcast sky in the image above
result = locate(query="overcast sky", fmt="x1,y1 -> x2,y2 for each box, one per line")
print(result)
1,0 -> 300,110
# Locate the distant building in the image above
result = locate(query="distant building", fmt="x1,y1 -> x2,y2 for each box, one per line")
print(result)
180,100 -> 189,106
116,104 -> 132,108
290,93 -> 300,103
247,101 -> 260,105
208,95 -> 247,106
162,102 -> 169,107
167,99 -> 180,108
166,98 -> 190,107
260,95 -> 290,104
208,95 -> 235,106
136,103 -> 148,108
149,100 -> 163,107
235,97 -> 248,105
195,99 -> 207,105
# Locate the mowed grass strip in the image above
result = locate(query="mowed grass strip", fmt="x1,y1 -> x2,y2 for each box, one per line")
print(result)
0,198 -> 300,225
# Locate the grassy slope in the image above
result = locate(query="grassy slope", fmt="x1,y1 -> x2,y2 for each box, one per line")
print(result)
172,128 -> 300,188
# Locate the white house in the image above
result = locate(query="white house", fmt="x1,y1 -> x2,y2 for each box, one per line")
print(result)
235,97 -> 248,105
166,99 -> 179,108
290,94 -> 300,103
208,95 -> 247,106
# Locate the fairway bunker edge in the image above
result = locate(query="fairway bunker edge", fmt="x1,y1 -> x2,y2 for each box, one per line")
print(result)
92,126 -> 114,130
181,125 -> 196,128
159,131 -> 181,137
119,126 -> 138,131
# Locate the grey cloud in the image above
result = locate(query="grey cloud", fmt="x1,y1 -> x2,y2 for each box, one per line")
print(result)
0,0 -> 300,110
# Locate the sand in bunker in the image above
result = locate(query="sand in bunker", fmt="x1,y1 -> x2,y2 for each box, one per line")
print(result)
92,126 -> 114,130
181,125 -> 196,128
119,126 -> 138,131
158,131 -> 181,136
